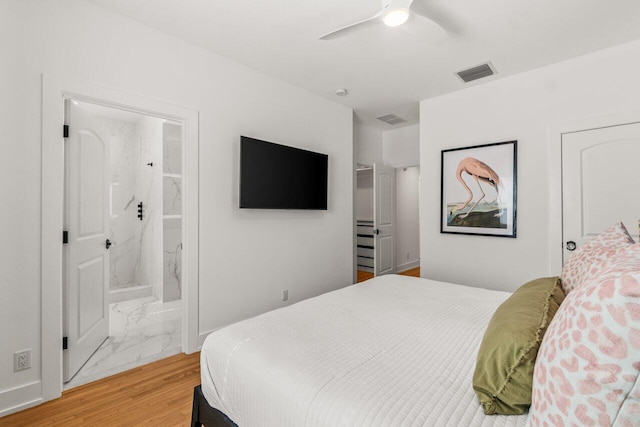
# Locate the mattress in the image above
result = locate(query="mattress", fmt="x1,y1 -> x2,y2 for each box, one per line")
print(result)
201,274 -> 529,426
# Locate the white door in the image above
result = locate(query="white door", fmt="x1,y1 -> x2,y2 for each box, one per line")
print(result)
63,100 -> 110,382
374,163 -> 396,276
562,122 -> 640,263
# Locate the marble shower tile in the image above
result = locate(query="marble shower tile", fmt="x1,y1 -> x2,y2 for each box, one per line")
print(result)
163,219 -> 182,302
162,122 -> 182,175
163,176 -> 182,215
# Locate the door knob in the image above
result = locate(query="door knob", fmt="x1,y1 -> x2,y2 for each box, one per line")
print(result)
372,228 -> 380,235
106,239 -> 114,249
566,241 -> 576,251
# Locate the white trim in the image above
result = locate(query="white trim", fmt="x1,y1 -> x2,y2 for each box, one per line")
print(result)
0,381 -> 42,417
41,75 -> 200,403
396,260 -> 420,273
547,108 -> 640,276
386,161 -> 420,169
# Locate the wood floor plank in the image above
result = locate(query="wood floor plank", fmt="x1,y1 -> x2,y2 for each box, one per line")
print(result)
398,267 -> 420,277
0,352 -> 200,427
356,269 -> 375,282
357,267 -> 420,283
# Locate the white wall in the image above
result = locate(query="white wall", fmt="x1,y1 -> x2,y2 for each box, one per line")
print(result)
395,167 -> 420,272
356,169 -> 373,221
384,125 -> 420,272
420,39 -> 640,292
382,124 -> 419,167
0,0 -> 352,415
354,123 -> 420,275
354,122 -> 382,166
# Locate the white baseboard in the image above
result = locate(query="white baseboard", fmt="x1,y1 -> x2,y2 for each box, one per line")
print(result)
0,381 -> 42,417
396,261 -> 420,273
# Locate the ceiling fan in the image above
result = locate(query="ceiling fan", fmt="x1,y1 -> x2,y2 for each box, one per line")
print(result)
319,0 -> 447,41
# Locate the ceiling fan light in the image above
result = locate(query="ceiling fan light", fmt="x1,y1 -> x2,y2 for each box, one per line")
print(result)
383,8 -> 409,27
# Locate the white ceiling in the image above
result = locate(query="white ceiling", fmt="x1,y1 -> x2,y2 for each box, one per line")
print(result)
88,0 -> 640,130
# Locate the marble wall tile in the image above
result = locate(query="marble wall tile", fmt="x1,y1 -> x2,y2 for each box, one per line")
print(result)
163,218 -> 182,302
102,115 -> 182,302
162,176 -> 182,216
102,115 -> 164,296
162,123 -> 182,302
135,116 -> 164,299
162,123 -> 182,175
107,119 -> 138,187
105,118 -> 140,291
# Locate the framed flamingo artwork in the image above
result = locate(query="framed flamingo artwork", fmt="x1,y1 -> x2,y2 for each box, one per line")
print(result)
440,140 -> 517,237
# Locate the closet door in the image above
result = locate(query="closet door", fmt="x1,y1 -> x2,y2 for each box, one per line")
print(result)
562,122 -> 640,262
374,163 -> 396,276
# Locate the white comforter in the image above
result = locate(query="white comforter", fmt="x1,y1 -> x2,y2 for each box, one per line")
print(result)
201,274 -> 529,426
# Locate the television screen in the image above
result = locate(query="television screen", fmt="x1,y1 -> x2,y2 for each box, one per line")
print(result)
240,136 -> 328,210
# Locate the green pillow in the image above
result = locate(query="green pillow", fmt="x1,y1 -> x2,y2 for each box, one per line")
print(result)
472,277 -> 565,415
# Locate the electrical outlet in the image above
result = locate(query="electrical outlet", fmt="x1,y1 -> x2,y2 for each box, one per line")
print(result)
282,289 -> 288,302
14,349 -> 31,372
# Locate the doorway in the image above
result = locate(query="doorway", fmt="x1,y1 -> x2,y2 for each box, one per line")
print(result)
356,165 -> 375,280
41,76 -> 199,402
395,166 -> 421,274
355,163 -> 404,281
62,100 -> 184,387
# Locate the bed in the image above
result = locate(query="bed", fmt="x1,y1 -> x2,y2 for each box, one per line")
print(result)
193,222 -> 640,426
192,275 -> 528,426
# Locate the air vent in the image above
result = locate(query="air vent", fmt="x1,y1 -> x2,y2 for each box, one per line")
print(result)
456,62 -> 496,83
377,114 -> 407,126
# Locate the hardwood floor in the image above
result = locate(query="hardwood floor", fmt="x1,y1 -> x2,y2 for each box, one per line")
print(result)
0,352 -> 200,427
356,267 -> 420,283
398,267 -> 420,278
356,269 -> 374,282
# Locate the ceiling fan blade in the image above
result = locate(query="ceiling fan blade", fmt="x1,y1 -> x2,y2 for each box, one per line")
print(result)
410,0 -> 461,35
319,9 -> 384,40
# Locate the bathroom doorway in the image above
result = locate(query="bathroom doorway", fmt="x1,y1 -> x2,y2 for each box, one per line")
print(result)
62,100 -> 184,387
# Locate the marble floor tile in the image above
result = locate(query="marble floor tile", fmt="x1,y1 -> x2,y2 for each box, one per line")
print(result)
65,297 -> 182,389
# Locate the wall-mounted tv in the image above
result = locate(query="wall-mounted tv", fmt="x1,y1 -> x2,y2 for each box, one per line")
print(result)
240,136 -> 328,210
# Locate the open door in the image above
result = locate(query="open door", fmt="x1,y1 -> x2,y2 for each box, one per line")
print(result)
63,100 -> 110,382
374,163 -> 396,276
562,122 -> 640,262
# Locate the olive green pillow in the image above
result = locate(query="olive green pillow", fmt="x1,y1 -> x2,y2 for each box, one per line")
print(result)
472,277 -> 565,415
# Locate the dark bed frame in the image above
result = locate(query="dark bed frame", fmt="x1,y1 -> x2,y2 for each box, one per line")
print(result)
191,385 -> 238,427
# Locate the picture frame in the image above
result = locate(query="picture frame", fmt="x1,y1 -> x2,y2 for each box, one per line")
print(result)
440,140 -> 517,238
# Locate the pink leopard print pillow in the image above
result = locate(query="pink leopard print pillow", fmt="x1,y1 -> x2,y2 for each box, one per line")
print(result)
561,222 -> 635,294
529,244 -> 640,427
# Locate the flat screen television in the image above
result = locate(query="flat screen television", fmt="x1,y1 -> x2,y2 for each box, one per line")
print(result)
240,136 -> 328,210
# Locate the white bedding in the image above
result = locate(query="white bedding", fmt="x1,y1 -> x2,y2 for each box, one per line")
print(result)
201,275 -> 529,426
